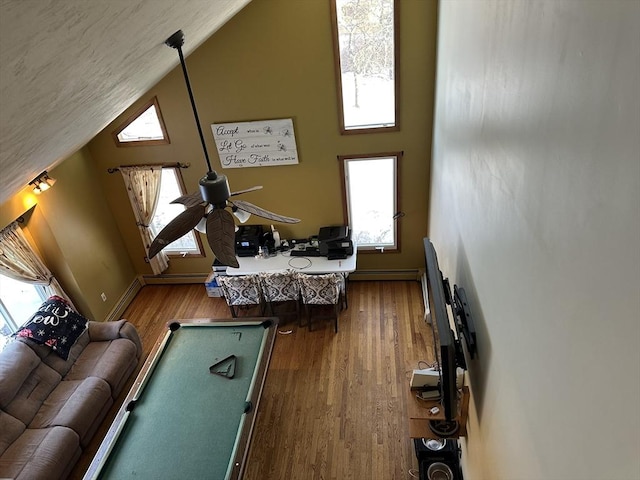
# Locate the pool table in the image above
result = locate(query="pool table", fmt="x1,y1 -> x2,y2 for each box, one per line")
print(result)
83,318 -> 277,480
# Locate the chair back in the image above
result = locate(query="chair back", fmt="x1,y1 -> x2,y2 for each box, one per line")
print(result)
218,274 -> 262,306
297,273 -> 341,305
258,270 -> 300,303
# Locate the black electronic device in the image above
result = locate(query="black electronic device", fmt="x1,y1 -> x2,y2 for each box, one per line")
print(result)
415,438 -> 463,479
318,225 -> 354,257
414,438 -> 460,463
423,238 -> 477,438
419,458 -> 463,480
290,247 -> 323,257
453,285 -> 477,360
318,225 -> 349,242
235,225 -> 263,257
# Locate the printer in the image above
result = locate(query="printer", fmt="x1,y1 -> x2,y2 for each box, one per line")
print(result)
318,225 -> 354,258
235,225 -> 263,257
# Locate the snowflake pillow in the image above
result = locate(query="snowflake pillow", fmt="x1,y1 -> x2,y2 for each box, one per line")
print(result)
14,296 -> 88,360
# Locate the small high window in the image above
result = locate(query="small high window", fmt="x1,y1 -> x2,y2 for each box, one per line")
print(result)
112,97 -> 170,147
331,0 -> 399,134
339,152 -> 401,251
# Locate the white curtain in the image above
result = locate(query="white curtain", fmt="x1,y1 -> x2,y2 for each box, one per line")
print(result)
0,221 -> 76,309
120,166 -> 169,275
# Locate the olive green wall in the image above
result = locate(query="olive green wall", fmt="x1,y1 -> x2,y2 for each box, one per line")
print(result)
88,0 -> 438,277
1,0 -> 437,323
0,148 -> 136,321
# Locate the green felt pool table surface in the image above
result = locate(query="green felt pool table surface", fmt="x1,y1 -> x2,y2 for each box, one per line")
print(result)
84,318 -> 277,480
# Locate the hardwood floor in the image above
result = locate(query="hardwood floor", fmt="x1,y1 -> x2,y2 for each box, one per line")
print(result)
70,280 -> 436,480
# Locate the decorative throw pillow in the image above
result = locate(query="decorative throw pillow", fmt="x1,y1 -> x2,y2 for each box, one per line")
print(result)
13,296 -> 88,360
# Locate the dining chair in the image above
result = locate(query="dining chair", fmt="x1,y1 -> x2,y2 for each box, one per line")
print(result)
297,273 -> 342,333
217,274 -> 265,318
337,272 -> 348,310
258,270 -> 301,325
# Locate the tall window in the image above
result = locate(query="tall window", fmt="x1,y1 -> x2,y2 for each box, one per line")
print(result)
0,275 -> 47,350
331,0 -> 399,133
339,152 -> 401,251
150,168 -> 204,256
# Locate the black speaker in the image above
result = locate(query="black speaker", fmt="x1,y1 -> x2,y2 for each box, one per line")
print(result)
419,459 -> 463,480
414,438 -> 463,480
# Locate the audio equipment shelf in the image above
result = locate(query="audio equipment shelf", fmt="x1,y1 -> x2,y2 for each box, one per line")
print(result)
407,386 -> 470,439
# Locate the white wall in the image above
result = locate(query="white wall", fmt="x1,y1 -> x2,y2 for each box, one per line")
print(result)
430,1 -> 639,479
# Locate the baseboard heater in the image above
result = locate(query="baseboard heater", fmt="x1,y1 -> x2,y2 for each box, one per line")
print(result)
420,269 -> 431,323
143,271 -> 422,283
348,269 -> 421,281
141,273 -> 209,285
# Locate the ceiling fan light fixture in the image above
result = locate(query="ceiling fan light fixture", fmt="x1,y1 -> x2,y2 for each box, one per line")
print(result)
232,207 -> 251,224
195,217 -> 207,233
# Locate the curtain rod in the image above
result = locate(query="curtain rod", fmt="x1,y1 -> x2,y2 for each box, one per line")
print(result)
107,162 -> 190,174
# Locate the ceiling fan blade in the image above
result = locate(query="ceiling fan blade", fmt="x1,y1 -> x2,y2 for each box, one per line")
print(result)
206,209 -> 239,267
231,200 -> 300,224
171,192 -> 204,208
148,204 -> 206,258
230,185 -> 263,197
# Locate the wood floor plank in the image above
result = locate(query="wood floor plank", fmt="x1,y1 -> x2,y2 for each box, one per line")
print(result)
70,280 -> 432,480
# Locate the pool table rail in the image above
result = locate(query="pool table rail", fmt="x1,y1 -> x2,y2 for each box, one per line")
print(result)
83,318 -> 278,480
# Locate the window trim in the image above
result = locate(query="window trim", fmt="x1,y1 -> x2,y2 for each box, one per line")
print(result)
338,151 -> 402,253
112,96 -> 171,147
330,0 -> 400,135
152,167 -> 205,258
0,278 -> 47,344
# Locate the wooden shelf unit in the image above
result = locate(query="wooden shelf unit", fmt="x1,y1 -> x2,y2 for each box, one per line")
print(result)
407,386 -> 470,439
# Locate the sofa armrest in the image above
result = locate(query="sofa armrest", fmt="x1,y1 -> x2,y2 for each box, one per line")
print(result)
87,321 -> 142,359
117,321 -> 143,359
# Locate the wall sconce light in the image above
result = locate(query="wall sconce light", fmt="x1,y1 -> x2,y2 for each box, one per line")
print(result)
29,171 -> 56,194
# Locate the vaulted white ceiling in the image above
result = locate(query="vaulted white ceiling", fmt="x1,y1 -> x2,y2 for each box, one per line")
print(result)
0,0 -> 251,204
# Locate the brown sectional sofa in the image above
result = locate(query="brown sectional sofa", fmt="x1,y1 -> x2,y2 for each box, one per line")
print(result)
0,320 -> 142,480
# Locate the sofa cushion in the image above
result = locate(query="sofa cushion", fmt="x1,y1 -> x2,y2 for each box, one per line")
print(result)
0,426 -> 81,480
0,411 -> 26,457
29,377 -> 113,446
3,362 -> 61,425
0,341 -> 41,408
14,296 -> 89,361
16,328 -> 91,377
65,337 -> 138,398
88,320 -> 142,359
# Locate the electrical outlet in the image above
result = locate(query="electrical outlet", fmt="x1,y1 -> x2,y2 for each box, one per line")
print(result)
101,292 -> 107,302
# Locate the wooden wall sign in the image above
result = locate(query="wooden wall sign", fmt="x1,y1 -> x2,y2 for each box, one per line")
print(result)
211,118 -> 299,169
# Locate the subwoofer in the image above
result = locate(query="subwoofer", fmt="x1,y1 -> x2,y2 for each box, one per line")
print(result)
415,438 -> 463,480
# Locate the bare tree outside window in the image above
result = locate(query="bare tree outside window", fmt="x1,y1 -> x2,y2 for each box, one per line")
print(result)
332,0 -> 398,132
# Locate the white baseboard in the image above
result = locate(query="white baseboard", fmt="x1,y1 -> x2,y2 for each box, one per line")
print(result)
105,277 -> 143,322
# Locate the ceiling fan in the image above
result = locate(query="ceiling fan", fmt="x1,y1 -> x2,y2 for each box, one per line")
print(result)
148,30 -> 300,268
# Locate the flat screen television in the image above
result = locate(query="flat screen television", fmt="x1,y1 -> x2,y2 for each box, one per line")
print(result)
423,238 -> 476,437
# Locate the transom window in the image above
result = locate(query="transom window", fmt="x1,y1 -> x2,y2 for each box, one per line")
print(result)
331,0 -> 399,133
112,97 -> 170,147
339,153 -> 401,251
150,168 -> 204,256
